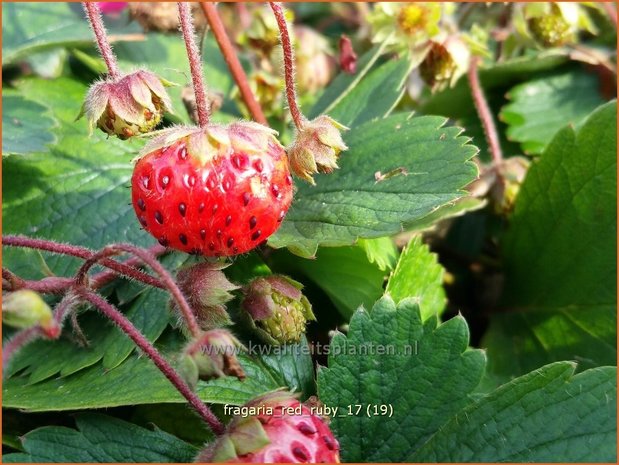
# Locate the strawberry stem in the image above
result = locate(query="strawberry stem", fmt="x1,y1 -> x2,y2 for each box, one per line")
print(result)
199,2 -> 268,125
467,56 -> 503,166
269,2 -> 305,130
82,2 -> 120,79
178,2 -> 210,127
75,243 -> 202,338
2,235 -> 165,290
76,288 -> 225,435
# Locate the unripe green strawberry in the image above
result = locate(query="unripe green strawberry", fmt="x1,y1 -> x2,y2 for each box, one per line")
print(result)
197,391 -> 340,463
78,69 -> 172,139
174,262 -> 238,331
2,290 -> 60,338
527,3 -> 576,47
241,275 -> 314,345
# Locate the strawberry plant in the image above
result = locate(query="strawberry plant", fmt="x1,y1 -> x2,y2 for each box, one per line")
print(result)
2,2 -> 616,463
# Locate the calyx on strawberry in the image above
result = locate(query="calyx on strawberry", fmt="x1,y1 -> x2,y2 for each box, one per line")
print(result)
288,115 -> 348,185
180,329 -> 246,389
196,391 -> 340,463
79,69 -> 172,139
174,262 -> 238,331
241,275 -> 315,345
131,122 -> 293,257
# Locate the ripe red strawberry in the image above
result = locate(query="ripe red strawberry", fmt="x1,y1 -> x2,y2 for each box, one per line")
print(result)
197,391 -> 340,463
131,123 -> 293,256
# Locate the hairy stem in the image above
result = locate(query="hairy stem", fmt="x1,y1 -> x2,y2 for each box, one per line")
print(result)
77,288 -> 224,435
178,2 -> 210,127
2,326 -> 43,372
468,56 -> 503,166
269,2 -> 305,130
2,235 -> 164,290
83,2 -> 120,78
200,2 -> 267,125
76,244 -> 201,338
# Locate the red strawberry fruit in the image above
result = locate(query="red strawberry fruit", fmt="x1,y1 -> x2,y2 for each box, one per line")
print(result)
197,391 -> 340,463
131,122 -> 293,256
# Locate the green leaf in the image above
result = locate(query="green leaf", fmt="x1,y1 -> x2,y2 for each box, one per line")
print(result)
131,404 -> 214,445
5,287 -> 170,383
269,113 -> 479,257
411,363 -> 617,462
258,335 -> 316,399
278,245 -> 387,319
326,57 -> 414,127
500,70 -> 606,155
484,101 -> 617,381
2,94 -> 57,157
2,413 -> 198,463
2,2 -> 139,66
317,296 -> 486,462
386,235 -> 446,320
358,237 -> 399,271
2,77 -> 151,279
309,42 -> 388,119
2,346 -> 281,411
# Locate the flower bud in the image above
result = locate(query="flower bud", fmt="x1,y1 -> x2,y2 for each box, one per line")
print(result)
294,26 -> 336,93
288,116 -> 348,185
78,69 -> 172,139
174,262 -> 239,331
2,290 -> 59,338
184,329 -> 246,382
241,275 -> 315,345
129,2 -> 206,33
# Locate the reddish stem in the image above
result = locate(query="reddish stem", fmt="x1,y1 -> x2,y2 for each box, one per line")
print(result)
75,244 -> 201,338
2,235 -> 164,290
82,2 -> 120,78
269,2 -> 305,130
468,56 -> 503,166
200,2 -> 268,125
2,326 -> 43,372
77,288 -> 224,435
178,2 -> 210,127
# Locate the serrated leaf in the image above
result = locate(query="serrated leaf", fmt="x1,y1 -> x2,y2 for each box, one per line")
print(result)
5,287 -> 170,383
386,235 -> 446,320
500,69 -> 605,155
269,113 -> 478,257
484,101 -> 617,382
2,346 -> 281,411
358,237 -> 399,271
325,57 -> 414,127
258,335 -> 315,399
317,296 -> 486,462
275,245 -> 387,319
2,94 -> 57,156
2,413 -> 198,463
309,42 -> 388,119
2,77 -> 151,279
411,363 -> 616,462
2,2 -> 139,66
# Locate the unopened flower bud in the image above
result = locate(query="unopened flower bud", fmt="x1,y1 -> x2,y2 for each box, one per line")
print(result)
78,69 -> 172,139
175,262 -> 239,331
184,329 -> 246,382
129,2 -> 205,33
294,26 -> 336,93
241,275 -> 315,345
2,290 -> 59,338
288,116 -> 348,185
